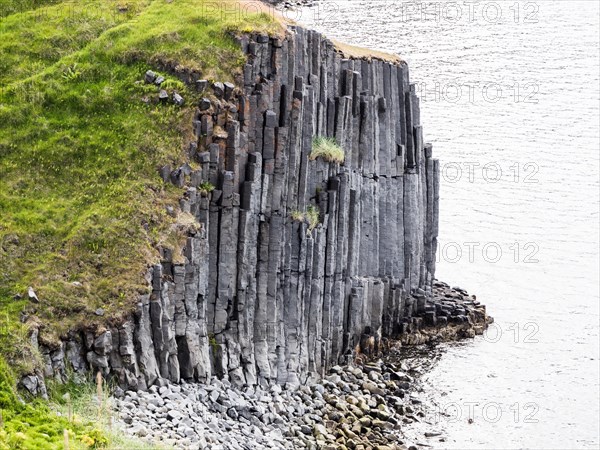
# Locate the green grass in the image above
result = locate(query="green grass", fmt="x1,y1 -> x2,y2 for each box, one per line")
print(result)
0,0 -> 62,18
45,374 -> 170,449
198,181 -> 215,195
0,359 -> 101,449
305,205 -> 320,232
0,361 -> 169,449
289,210 -> 305,222
310,136 -> 345,164
0,0 -> 278,368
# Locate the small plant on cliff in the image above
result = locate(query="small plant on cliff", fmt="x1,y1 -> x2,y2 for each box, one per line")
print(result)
306,205 -> 320,232
310,136 -> 345,164
199,181 -> 215,196
208,334 -> 219,354
289,206 -> 321,233
290,210 -> 305,222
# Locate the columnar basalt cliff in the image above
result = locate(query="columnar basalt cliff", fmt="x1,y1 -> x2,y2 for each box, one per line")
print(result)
24,25 -> 482,396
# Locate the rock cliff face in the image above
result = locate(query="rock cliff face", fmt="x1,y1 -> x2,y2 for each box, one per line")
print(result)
27,25 -> 442,394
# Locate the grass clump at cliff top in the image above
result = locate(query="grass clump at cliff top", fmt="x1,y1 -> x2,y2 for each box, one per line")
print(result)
310,136 -> 345,164
0,0 -> 279,374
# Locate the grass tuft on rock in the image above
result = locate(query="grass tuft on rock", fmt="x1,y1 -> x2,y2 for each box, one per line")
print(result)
289,206 -> 320,233
310,136 -> 345,164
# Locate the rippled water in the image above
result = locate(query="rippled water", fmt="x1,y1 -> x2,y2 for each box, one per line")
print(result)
294,1 -> 600,448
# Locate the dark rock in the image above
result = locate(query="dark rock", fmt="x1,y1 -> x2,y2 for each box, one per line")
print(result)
170,169 -> 184,187
145,70 -> 156,84
173,93 -> 184,106
227,407 -> 239,420
158,90 -> 169,102
256,34 -> 269,44
20,375 -> 38,395
154,76 -> 165,86
199,98 -> 211,111
196,79 -> 208,92
86,351 -> 108,369
425,431 -> 442,438
159,165 -> 171,182
113,386 -> 125,398
264,110 -> 277,128
212,82 -> 224,98
224,82 -> 235,100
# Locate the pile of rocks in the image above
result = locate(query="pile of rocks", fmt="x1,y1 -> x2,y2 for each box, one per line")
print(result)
111,284 -> 490,449
144,70 -> 185,106
397,281 -> 492,346
113,360 -> 434,450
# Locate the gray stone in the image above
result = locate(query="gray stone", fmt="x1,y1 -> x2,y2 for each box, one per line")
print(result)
173,93 -> 184,106
199,98 -> 211,110
213,82 -> 225,98
167,409 -> 183,420
145,70 -> 156,83
264,110 -> 277,128
224,82 -> 235,100
197,79 -> 208,92
20,375 -> 38,395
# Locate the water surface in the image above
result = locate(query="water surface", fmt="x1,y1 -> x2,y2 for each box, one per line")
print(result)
295,1 -> 600,448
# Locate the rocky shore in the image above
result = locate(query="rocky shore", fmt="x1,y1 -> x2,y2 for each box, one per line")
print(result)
113,285 -> 490,450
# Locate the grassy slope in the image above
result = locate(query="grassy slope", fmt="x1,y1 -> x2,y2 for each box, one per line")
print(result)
0,358 -> 104,450
0,0 -> 278,447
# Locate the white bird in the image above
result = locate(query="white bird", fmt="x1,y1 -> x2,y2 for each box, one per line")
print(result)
28,286 -> 39,303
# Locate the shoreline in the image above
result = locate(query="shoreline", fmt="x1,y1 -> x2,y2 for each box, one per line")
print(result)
113,284 -> 491,449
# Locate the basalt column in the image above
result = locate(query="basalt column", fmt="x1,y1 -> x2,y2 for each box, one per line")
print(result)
48,26 -> 441,391
181,26 -> 441,387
